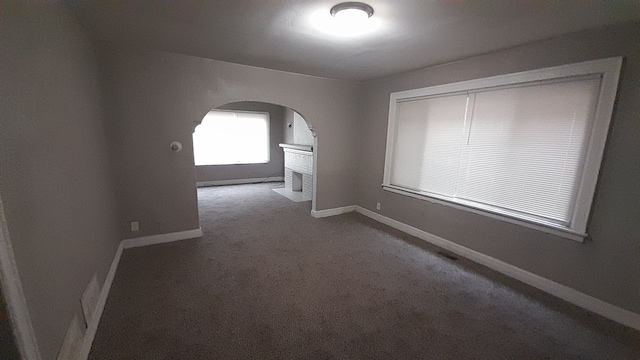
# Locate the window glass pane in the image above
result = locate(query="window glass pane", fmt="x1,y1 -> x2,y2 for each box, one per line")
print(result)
193,110 -> 269,166
455,78 -> 601,224
391,94 -> 468,196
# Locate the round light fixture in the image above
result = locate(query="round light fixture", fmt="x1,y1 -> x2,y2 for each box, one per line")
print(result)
330,2 -> 374,21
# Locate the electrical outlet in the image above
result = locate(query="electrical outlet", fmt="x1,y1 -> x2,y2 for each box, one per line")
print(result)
376,202 -> 381,210
130,221 -> 139,231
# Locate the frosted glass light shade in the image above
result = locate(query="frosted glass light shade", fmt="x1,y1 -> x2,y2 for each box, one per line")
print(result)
334,8 -> 369,22
330,2 -> 374,21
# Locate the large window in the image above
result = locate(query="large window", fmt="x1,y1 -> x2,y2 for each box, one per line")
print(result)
193,110 -> 270,166
383,58 -> 622,241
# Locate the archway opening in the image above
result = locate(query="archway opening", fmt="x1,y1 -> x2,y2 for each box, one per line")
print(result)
192,101 -> 316,210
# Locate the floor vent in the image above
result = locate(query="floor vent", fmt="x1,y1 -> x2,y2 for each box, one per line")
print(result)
437,251 -> 459,261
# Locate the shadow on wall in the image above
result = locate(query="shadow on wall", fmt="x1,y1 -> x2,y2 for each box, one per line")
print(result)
191,101 -> 317,205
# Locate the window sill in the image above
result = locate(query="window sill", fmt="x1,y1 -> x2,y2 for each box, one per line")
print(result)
382,184 -> 587,243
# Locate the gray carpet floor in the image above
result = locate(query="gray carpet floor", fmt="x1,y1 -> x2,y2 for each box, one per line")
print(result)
90,183 -> 640,359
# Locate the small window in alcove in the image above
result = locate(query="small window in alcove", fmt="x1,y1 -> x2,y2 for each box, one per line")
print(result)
193,110 -> 270,166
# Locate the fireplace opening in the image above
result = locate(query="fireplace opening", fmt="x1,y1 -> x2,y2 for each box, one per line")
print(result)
292,171 -> 303,192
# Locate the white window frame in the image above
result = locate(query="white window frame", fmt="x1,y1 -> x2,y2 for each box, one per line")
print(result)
383,57 -> 622,242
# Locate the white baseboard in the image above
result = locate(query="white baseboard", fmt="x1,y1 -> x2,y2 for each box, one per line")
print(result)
311,205 -> 356,218
77,243 -> 123,360
121,228 -> 203,249
354,205 -> 640,331
197,177 -> 284,187
77,227 -> 202,359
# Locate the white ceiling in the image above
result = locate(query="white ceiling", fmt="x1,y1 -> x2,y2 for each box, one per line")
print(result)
70,0 -> 639,81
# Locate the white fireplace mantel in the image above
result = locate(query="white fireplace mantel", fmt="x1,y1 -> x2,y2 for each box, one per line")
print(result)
278,143 -> 313,153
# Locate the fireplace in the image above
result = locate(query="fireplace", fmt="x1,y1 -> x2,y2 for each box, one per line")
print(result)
274,143 -> 313,202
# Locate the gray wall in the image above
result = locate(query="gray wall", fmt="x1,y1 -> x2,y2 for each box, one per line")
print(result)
99,44 -> 360,239
356,22 -> 640,314
293,112 -> 314,146
0,4 -> 121,359
283,107 -> 295,144
195,102 -> 285,183
283,107 -> 314,145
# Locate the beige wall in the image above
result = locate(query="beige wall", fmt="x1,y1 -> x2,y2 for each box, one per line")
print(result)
99,44 -> 360,239
0,4 -> 121,359
356,22 -> 640,314
195,101 -> 285,183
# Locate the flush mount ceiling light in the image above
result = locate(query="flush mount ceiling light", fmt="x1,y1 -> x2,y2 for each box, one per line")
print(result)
325,2 -> 375,37
308,1 -> 378,38
330,2 -> 374,22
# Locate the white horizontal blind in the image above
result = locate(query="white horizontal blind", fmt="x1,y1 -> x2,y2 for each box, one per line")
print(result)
193,110 -> 269,166
456,78 -> 601,224
391,94 -> 468,196
389,76 -> 601,227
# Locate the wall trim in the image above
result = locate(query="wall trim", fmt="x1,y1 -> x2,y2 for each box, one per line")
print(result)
310,205 -> 356,218
197,177 -> 283,188
353,205 -> 640,331
121,228 -> 203,249
77,243 -> 123,360
0,199 -> 43,360
78,226 -> 202,359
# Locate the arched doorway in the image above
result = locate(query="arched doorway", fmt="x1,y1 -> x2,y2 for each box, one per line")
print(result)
192,101 -> 317,209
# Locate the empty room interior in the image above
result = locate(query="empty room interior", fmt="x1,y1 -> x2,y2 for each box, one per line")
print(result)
1,1 -> 639,359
